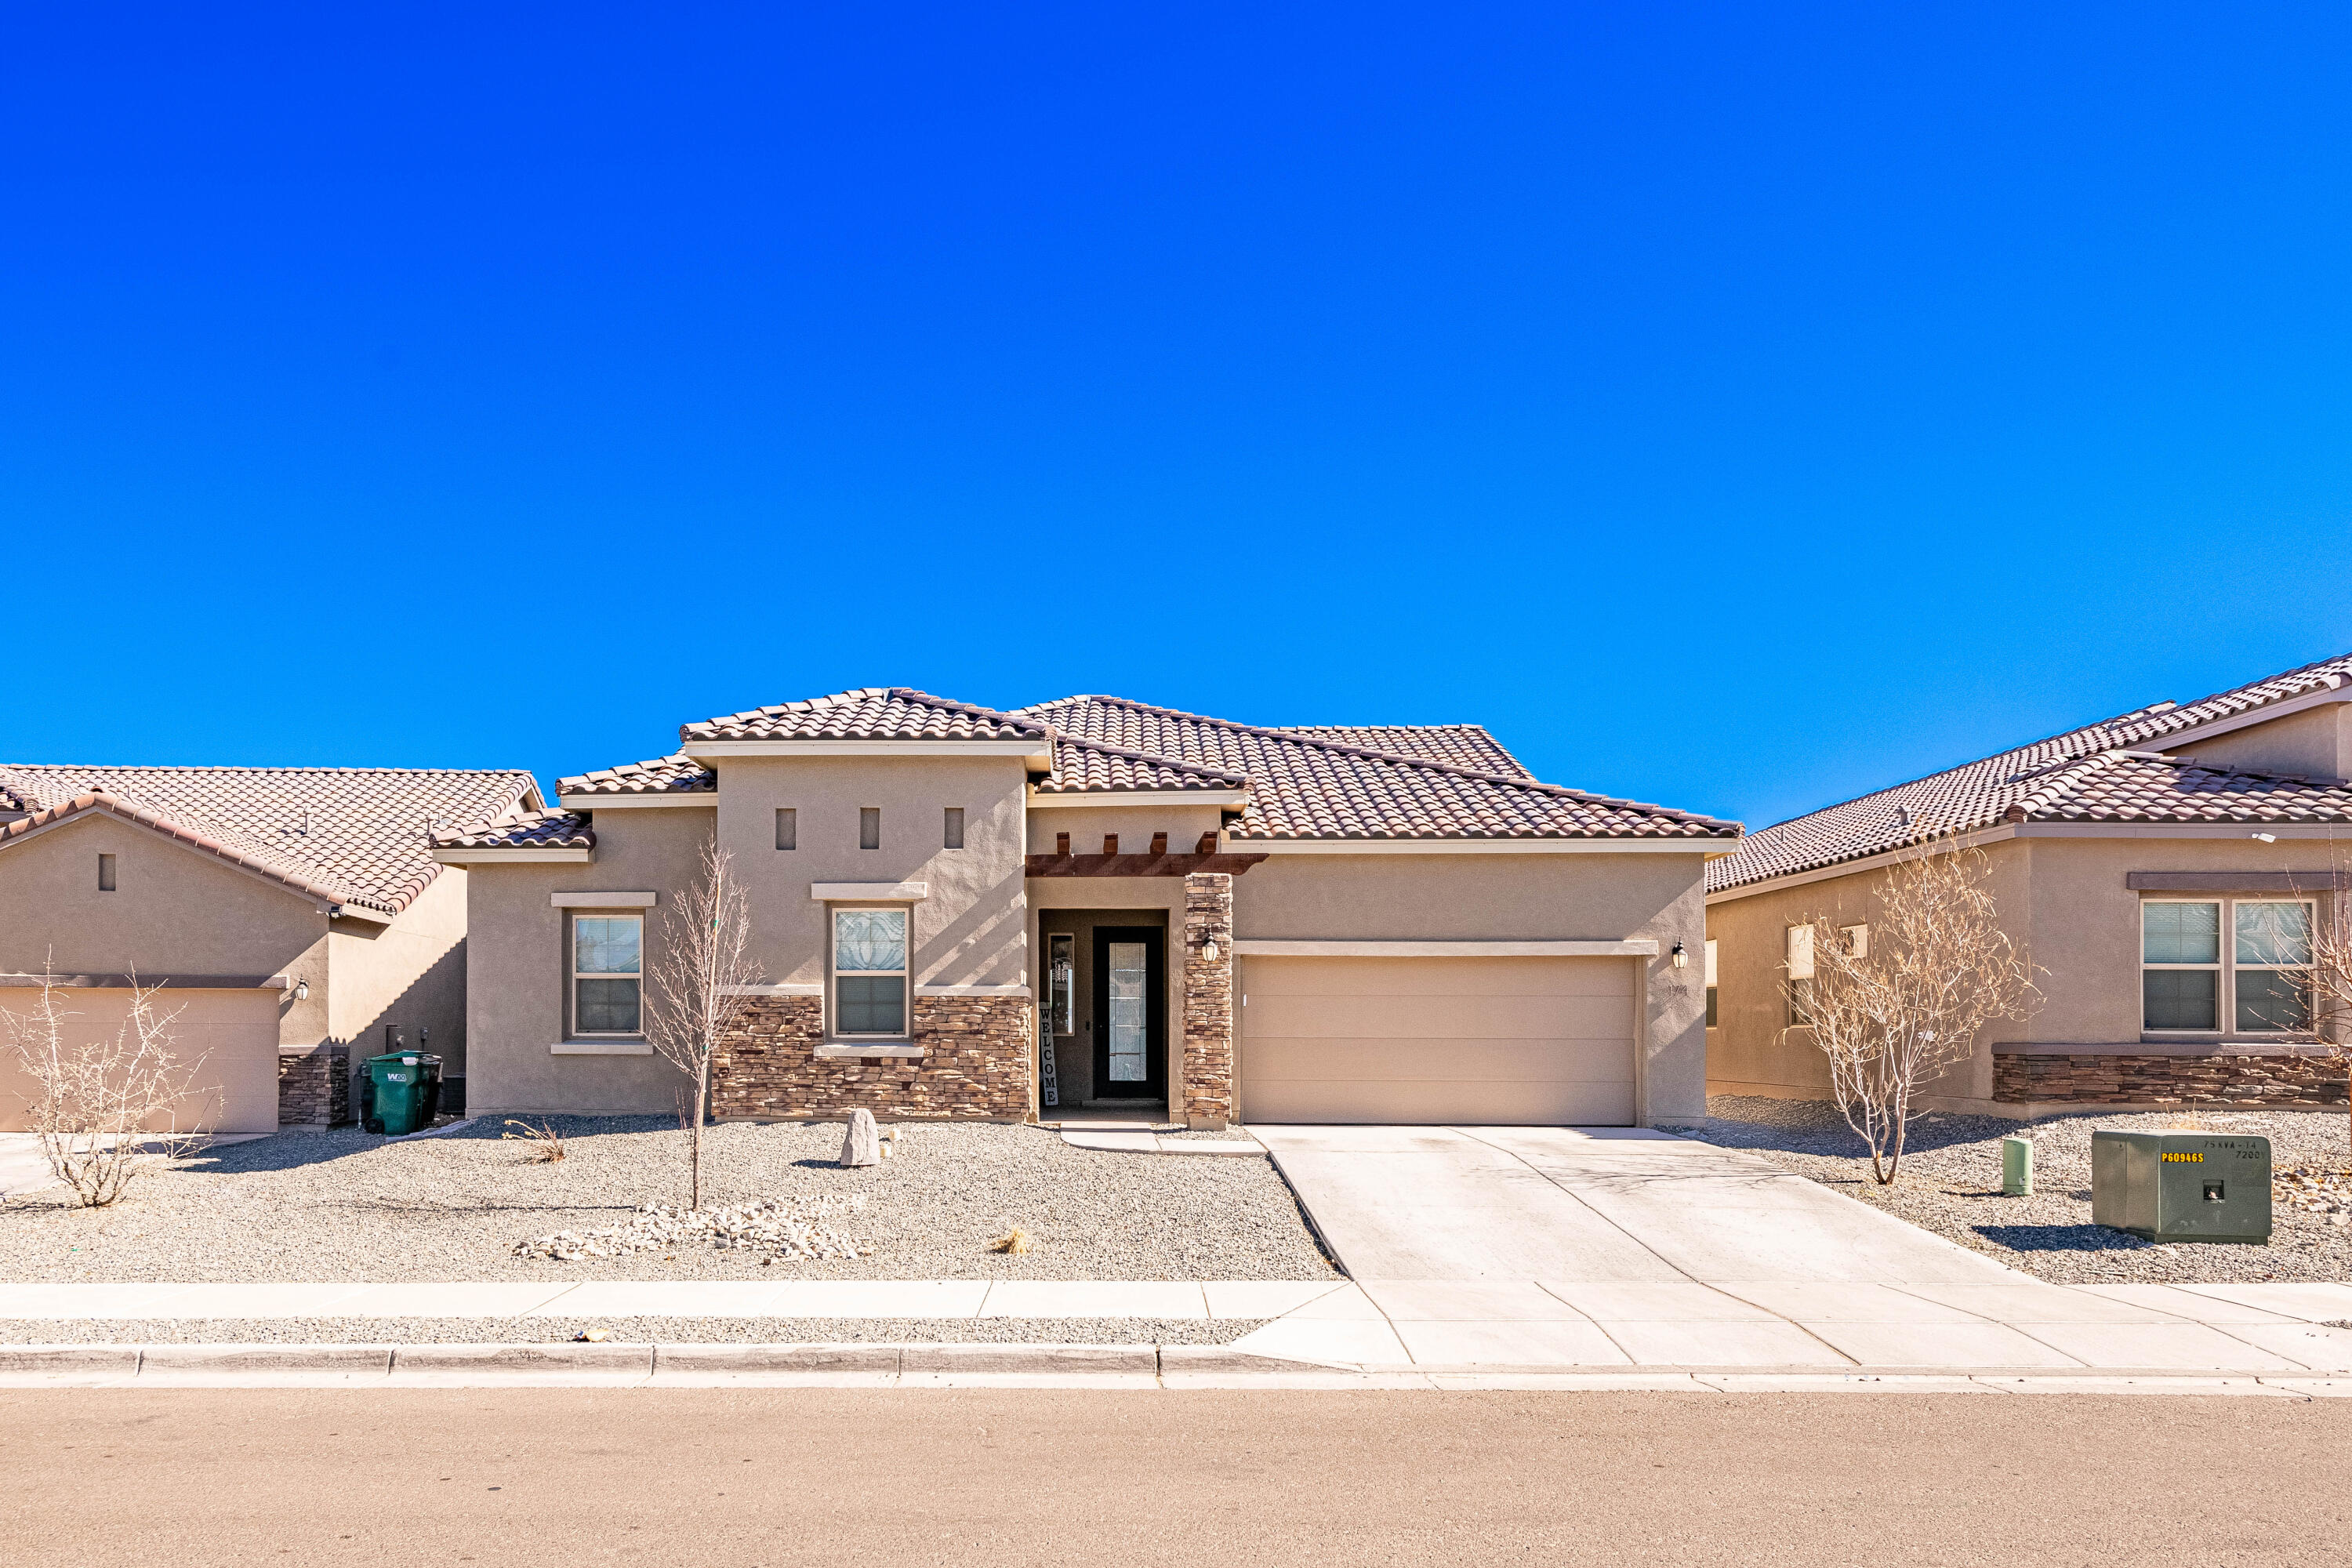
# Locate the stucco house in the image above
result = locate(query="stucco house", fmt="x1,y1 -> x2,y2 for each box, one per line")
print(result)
0,764 -> 541,1132
1707,652 -> 2352,1116
434,689 -> 1740,1128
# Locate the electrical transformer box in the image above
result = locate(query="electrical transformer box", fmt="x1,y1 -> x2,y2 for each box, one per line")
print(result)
2091,1131 -> 2270,1243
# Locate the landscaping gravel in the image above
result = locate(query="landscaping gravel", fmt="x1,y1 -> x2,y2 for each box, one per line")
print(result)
0,1119 -> 1336,1284
1682,1095 -> 2352,1285
0,1316 -> 1265,1345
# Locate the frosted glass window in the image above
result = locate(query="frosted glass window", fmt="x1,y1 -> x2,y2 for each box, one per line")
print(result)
1107,941 -> 1148,1082
833,908 -> 907,1036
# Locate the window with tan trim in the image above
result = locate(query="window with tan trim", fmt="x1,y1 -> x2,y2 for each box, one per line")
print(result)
832,906 -> 909,1037
572,914 -> 643,1036
2142,898 -> 2313,1035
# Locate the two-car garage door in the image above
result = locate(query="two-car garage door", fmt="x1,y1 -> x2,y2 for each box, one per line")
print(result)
1236,955 -> 1636,1125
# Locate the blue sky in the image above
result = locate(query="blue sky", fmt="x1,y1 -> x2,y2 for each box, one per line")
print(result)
4,5 -> 2349,830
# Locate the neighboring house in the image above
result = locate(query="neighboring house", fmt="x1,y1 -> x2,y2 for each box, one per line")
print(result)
1707,652 -> 2352,1116
434,689 -> 1740,1128
0,765 -> 541,1132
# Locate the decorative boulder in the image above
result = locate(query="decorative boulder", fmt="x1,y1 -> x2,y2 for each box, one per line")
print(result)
839,1109 -> 882,1168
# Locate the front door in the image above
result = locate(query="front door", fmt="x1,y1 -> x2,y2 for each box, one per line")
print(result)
1091,926 -> 1167,1102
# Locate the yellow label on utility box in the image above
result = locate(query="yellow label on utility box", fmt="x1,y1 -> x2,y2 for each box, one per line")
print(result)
2161,1151 -> 2204,1163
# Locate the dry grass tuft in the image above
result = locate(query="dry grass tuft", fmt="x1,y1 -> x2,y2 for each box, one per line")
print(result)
987,1226 -> 1034,1255
503,1119 -> 568,1163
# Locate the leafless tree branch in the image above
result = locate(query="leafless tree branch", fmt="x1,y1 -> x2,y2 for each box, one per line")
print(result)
644,837 -> 757,1210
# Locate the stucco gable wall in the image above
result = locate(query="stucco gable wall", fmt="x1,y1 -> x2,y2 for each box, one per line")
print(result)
1024,804 -> 1226,855
326,865 -> 470,1073
719,755 -> 1029,989
2161,702 -> 2352,783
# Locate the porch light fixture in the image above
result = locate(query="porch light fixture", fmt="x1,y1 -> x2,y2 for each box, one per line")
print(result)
1670,941 -> 1688,970
1201,938 -> 1220,962
293,979 -> 309,1000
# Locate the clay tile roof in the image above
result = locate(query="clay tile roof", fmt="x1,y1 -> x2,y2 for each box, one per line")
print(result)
1710,648 -> 2352,892
1033,737 -> 1254,796
1015,695 -> 1739,842
681,688 -> 1051,745
0,764 -> 539,914
2000,752 -> 2352,826
430,810 -> 596,851
555,754 -> 717,797
1279,724 -> 1532,779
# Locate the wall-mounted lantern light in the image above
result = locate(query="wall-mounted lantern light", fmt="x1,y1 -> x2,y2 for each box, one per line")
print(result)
1670,941 -> 1688,970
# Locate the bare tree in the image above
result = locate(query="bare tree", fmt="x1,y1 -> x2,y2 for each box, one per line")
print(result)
2,965 -> 212,1207
646,836 -> 757,1210
1786,839 -> 2039,1184
2280,859 -> 2352,1159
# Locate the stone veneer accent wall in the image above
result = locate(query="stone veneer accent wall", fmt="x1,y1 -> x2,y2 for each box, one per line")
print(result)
277,1046 -> 350,1127
1182,872 -> 1235,1129
1994,1051 -> 2348,1108
709,993 -> 1033,1120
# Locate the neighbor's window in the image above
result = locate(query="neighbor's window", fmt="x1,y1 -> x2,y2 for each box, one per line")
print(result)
2141,898 -> 2312,1034
98,853 -> 117,892
859,808 -> 881,851
833,908 -> 908,1036
943,807 -> 965,850
775,808 -> 797,851
1784,925 -> 1815,1027
1704,938 -> 1719,1028
572,914 -> 643,1035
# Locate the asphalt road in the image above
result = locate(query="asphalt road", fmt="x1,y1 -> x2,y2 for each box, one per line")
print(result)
4,1388 -> 2347,1566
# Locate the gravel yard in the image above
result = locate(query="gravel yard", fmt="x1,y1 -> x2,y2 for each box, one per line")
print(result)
0,1119 -> 1335,1285
0,1316 -> 1265,1345
1686,1094 -> 2352,1284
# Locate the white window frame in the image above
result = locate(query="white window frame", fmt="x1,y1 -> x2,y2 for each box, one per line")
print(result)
830,904 -> 910,1040
572,912 -> 644,1038
2140,896 -> 2315,1038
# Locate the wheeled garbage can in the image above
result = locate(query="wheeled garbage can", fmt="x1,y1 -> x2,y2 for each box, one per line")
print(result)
361,1051 -> 445,1136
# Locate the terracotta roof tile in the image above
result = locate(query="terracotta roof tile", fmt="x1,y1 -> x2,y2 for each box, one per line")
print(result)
1279,724 -> 1531,779
1018,695 -> 1737,842
0,764 -> 539,913
1034,737 -> 1254,796
556,754 -> 717,797
682,688 -> 1051,745
431,811 -> 595,851
1711,649 -> 2352,891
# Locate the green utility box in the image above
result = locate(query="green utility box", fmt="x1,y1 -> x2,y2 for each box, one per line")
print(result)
2091,1131 -> 2270,1243
2000,1135 -> 2034,1196
361,1051 -> 444,1136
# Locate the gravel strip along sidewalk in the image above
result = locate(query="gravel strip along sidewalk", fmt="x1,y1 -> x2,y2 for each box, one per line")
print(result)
1682,1095 -> 2352,1284
0,1316 -> 1268,1345
0,1120 -> 1335,1284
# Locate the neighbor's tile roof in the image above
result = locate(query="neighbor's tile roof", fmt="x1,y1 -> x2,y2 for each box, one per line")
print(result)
1018,695 -> 1738,842
1711,649 -> 2352,892
1998,752 -> 2352,826
556,753 -> 717,797
1035,737 -> 1254,797
681,688 -> 1051,745
1279,724 -> 1531,779
430,810 -> 596,851
0,764 -> 539,913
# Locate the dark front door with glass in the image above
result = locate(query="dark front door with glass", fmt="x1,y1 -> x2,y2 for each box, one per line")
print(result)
1091,925 -> 1167,1102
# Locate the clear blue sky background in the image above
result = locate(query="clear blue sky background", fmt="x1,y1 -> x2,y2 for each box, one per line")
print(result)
5,5 -> 2349,830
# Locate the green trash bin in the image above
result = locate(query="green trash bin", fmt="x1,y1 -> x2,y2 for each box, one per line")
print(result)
361,1051 -> 442,1136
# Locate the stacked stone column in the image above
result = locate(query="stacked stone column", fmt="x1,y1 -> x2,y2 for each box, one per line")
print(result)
1182,872 -> 1235,1128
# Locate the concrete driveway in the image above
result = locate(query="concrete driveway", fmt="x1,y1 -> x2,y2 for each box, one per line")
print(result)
1252,1124 -> 2016,1286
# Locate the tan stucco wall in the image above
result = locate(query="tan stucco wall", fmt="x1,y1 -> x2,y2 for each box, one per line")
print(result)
2164,703 -> 2352,782
1024,804 -> 1227,855
0,812 -> 331,1052
326,867 -> 470,1074
720,757 -> 1029,989
1233,851 -> 1712,1123
460,805 -> 714,1116
0,985 -> 281,1134
1706,830 -> 2346,1112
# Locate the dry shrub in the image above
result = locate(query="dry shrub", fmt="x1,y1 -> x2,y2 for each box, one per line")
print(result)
502,1119 -> 567,1163
988,1227 -> 1034,1255
2,967 -> 211,1207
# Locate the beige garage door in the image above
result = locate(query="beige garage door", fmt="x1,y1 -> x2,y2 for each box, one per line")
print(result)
0,987 -> 282,1134
1238,956 -> 1636,1125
